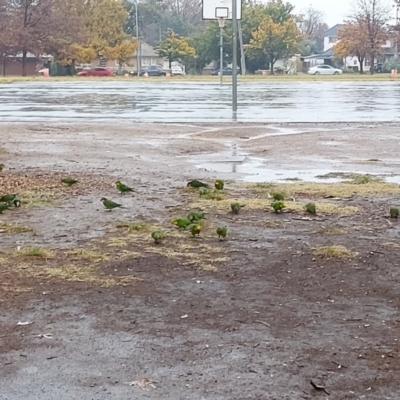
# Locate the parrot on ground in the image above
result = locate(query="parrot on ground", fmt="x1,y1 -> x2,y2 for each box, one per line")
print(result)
61,177 -> 78,186
100,197 -> 124,211
216,226 -> 228,240
190,224 -> 201,237
390,207 -> 399,218
115,181 -> 133,193
0,193 -> 17,205
0,164 -> 4,172
187,180 -> 209,188
305,202 -> 316,214
214,180 -> 224,190
172,218 -> 192,229
187,211 -> 205,222
151,230 -> 165,244
231,202 -> 245,214
271,201 -> 285,213
0,202 -> 11,214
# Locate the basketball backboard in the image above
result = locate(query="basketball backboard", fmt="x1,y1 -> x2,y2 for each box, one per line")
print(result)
202,0 -> 242,20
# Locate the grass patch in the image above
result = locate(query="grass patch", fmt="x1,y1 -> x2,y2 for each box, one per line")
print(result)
21,264 -> 139,287
17,246 -> 54,258
0,222 -> 33,233
317,226 -> 346,235
21,189 -> 56,206
191,197 -> 357,215
106,237 -> 130,247
248,180 -> 400,198
66,248 -> 109,262
314,245 -> 356,259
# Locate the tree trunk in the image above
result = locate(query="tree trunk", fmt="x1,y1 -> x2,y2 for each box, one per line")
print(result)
270,59 -> 275,74
358,57 -> 364,74
2,59 -> 5,77
22,49 -> 27,77
169,58 -> 172,68
237,21 -> 246,75
369,54 -> 375,75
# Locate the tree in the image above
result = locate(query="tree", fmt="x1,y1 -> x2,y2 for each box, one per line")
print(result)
103,39 -> 137,74
334,22 -> 369,73
155,28 -> 195,68
0,0 -> 16,74
352,0 -> 390,73
297,6 -> 328,54
246,15 -> 301,73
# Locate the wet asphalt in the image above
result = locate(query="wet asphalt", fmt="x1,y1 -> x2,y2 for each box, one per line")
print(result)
1,80 -> 400,122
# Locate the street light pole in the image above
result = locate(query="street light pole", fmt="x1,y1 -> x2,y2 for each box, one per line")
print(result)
135,0 -> 140,76
232,0 -> 238,113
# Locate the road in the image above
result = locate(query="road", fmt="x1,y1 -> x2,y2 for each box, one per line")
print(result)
1,80 -> 400,122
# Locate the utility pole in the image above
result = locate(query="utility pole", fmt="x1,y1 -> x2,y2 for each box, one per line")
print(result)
232,0 -> 238,113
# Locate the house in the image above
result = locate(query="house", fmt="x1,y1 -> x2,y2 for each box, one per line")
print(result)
0,52 -> 45,76
91,43 -> 163,72
303,24 -> 397,72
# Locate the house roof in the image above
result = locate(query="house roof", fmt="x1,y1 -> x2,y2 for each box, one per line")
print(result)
303,48 -> 335,60
133,43 -> 158,57
324,24 -> 344,37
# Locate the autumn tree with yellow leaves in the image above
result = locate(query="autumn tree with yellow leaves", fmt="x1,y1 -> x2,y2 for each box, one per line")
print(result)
334,22 -> 370,73
245,15 -> 302,73
155,29 -> 195,68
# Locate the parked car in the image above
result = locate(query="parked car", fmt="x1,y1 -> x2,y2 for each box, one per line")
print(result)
77,67 -> 113,77
307,65 -> 343,75
171,65 -> 185,76
211,67 -> 241,76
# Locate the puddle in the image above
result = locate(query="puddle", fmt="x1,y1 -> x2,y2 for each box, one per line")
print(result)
191,149 -> 400,184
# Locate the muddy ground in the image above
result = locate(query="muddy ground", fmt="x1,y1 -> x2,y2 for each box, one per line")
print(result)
1,122 -> 400,399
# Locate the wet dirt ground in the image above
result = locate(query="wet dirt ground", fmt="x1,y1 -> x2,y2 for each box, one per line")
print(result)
1,122 -> 400,399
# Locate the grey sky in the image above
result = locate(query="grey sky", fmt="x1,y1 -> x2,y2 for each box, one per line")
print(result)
289,0 -> 395,28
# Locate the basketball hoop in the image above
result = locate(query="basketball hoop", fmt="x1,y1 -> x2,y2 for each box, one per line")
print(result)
218,17 -> 225,27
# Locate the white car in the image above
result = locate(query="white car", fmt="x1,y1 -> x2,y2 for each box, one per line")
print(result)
308,65 -> 343,75
171,66 -> 185,76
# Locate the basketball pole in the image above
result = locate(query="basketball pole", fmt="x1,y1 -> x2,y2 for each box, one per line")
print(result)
232,0 -> 238,113
218,18 -> 225,86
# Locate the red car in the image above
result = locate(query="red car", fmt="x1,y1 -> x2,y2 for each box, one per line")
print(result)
77,67 -> 113,77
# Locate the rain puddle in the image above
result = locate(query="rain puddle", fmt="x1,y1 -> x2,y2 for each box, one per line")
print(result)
190,148 -> 400,184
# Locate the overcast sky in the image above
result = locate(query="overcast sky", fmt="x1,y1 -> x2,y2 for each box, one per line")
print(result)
289,0 -> 396,28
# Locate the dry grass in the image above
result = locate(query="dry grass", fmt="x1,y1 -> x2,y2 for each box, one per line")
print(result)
191,197 -> 358,215
0,222 -> 33,233
317,226 -> 347,235
20,264 -> 139,287
66,248 -> 109,262
21,189 -> 56,206
313,245 -> 356,259
249,181 -> 400,198
17,246 -> 54,258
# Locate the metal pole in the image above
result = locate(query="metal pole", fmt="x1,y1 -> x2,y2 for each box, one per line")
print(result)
219,22 -> 224,86
135,0 -> 140,76
232,0 -> 238,113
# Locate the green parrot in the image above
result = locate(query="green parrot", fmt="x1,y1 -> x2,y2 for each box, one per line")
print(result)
190,224 -> 201,237
390,207 -> 399,218
115,180 -> 133,193
214,180 -> 224,190
0,193 -> 17,205
187,211 -> 205,222
0,164 -> 4,172
271,201 -> 285,213
231,202 -> 245,214
151,230 -> 165,244
216,226 -> 228,240
187,180 -> 209,188
13,199 -> 21,207
305,202 -> 316,215
100,197 -> 124,211
0,202 -> 11,214
172,218 -> 192,229
272,192 -> 285,201
61,177 -> 78,186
